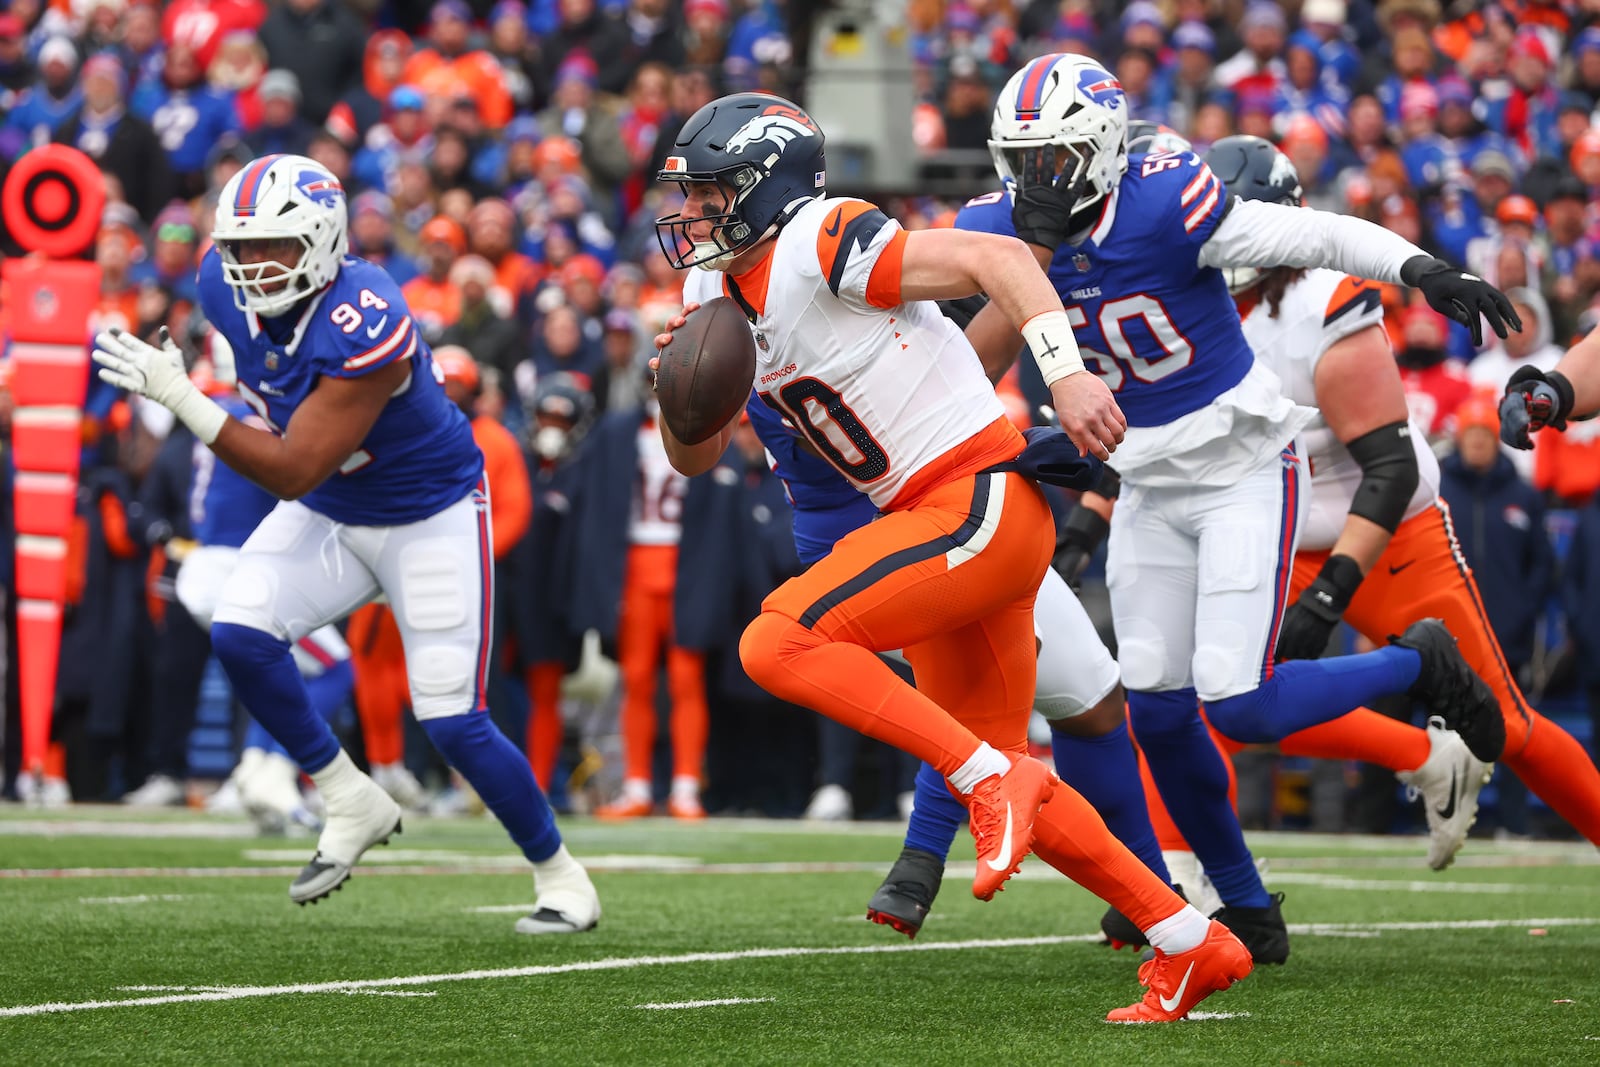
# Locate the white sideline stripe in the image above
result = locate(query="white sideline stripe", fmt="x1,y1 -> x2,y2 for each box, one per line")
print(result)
1288,917 -> 1600,933
80,895 -> 189,905
1266,872 -> 1579,895
0,935 -> 1097,1019
341,990 -> 436,998
634,997 -> 775,1010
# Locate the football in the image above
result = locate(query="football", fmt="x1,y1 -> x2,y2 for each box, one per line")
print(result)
654,296 -> 758,445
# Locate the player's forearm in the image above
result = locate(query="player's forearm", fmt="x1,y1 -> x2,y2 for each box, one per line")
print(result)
1554,330 -> 1600,418
1323,515 -> 1392,576
1198,199 -> 1426,285
965,299 -> 1025,383
658,411 -> 734,478
209,419 -> 341,500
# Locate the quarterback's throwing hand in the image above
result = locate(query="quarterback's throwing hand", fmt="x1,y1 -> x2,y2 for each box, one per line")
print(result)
93,326 -> 189,408
1049,371 -> 1125,461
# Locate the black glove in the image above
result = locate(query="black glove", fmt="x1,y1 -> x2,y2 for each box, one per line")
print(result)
1274,554 -> 1364,663
1052,506 -> 1109,592
1499,364 -> 1575,449
1399,255 -> 1522,347
1011,145 -> 1090,252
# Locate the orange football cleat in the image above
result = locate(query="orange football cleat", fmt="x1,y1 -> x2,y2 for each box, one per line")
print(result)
594,796 -> 654,820
967,754 -> 1056,901
1105,920 -> 1253,1023
666,794 -> 706,820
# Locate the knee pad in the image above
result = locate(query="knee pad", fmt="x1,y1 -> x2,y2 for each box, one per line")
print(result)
211,562 -> 284,638
211,621 -> 291,673
1192,621 -> 1253,701
1116,629 -> 1172,693
409,644 -> 478,719
1126,687 -> 1201,743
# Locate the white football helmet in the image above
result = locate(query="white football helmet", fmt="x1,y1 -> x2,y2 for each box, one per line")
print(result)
211,154 -> 349,317
990,54 -> 1129,221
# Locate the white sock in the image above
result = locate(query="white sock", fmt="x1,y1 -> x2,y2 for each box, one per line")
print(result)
534,844 -> 588,888
671,775 -> 700,799
1143,903 -> 1211,955
308,749 -> 364,805
947,743 -> 1012,795
620,778 -> 652,802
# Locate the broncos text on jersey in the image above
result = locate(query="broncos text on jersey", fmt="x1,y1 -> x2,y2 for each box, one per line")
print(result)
956,150 -> 1253,429
197,248 -> 482,525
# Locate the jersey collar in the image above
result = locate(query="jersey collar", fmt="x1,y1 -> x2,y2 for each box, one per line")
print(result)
244,288 -> 331,358
1088,185 -> 1120,247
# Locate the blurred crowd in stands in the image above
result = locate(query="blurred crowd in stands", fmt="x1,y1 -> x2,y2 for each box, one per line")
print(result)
0,0 -> 1597,838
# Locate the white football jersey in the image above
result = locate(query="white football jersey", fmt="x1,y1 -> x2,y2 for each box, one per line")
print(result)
1240,268 -> 1439,552
682,196 -> 1008,509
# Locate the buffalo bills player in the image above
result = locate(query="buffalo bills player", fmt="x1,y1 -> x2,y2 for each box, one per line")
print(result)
961,54 -> 1517,963
92,154 -> 599,934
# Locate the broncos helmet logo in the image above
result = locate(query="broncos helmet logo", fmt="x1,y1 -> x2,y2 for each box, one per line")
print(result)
1268,152 -> 1303,202
725,113 -> 817,156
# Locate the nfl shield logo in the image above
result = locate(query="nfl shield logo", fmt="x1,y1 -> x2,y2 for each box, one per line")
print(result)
265,351 -> 280,370
1073,253 -> 1091,272
755,331 -> 770,352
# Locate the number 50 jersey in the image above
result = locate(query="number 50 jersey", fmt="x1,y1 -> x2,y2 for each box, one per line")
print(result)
681,196 -> 1011,511
198,248 -> 483,525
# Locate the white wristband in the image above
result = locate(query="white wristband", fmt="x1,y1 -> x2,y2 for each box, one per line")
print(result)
169,387 -> 229,445
1021,310 -> 1086,387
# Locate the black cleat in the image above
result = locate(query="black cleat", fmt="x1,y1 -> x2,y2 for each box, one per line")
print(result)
1214,891 -> 1290,965
1391,619 -> 1506,762
1100,906 -> 1147,950
866,846 -> 945,939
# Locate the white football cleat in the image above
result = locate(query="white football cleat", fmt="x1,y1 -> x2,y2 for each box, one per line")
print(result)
803,783 -> 853,821
290,756 -> 402,905
1398,716 -> 1493,871
122,774 -> 184,807
516,847 -> 601,935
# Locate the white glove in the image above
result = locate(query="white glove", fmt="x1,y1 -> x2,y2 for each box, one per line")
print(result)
93,326 -> 228,444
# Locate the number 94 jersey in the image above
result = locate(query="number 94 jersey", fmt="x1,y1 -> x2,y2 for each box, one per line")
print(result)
198,248 -> 483,526
682,195 -> 1008,511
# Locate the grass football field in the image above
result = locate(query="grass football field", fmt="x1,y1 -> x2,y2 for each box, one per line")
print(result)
1,808 -> 1596,1065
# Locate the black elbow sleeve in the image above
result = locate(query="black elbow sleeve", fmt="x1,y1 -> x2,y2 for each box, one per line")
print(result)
1345,420 -> 1420,533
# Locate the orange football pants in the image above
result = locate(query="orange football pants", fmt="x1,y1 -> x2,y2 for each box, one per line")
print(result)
741,466 -> 1182,928
1144,502 -> 1600,846
347,603 -> 408,766
616,544 -> 708,784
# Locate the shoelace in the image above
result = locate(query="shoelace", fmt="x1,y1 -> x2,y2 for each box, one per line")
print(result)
318,519 -> 346,583
1135,951 -> 1168,990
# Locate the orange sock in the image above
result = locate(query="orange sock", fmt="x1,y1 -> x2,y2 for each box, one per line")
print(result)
666,645 -> 708,782
1505,712 -> 1600,845
1278,708 -> 1431,770
740,611 -> 983,777
1031,779 -> 1186,929
525,662 -> 564,790
354,657 -> 407,766
43,741 -> 66,780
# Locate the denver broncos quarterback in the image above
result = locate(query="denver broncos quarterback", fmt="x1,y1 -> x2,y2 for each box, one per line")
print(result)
652,91 -> 1255,1023
91,153 -> 600,935
960,53 -> 1520,965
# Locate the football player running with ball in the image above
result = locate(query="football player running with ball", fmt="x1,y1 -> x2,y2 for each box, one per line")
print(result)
92,154 -> 600,935
651,91 -> 1253,1023
961,54 -> 1518,964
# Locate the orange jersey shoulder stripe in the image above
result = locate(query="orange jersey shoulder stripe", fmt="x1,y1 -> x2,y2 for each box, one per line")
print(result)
1324,275 -> 1382,327
815,200 -> 883,282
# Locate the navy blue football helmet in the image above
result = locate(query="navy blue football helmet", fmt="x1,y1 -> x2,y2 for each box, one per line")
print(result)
655,92 -> 827,270
1203,135 -> 1303,293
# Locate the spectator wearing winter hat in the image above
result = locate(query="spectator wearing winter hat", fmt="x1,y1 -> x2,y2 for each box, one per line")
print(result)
405,0 -> 514,130
487,0 -> 538,112
129,202 -> 201,312
939,53 -> 992,150
1484,29 -> 1562,162
1232,81 -> 1279,141
351,85 -> 435,198
4,36 -> 82,156
1540,177 -> 1591,332
1280,115 -> 1338,209
1117,46 -> 1171,125
129,43 -> 242,199
1118,0 -> 1166,54
594,306 -> 651,413
55,53 -> 173,224
245,69 -> 315,158
683,0 -> 732,72
1164,20 -> 1216,134
1214,2 -> 1286,95
440,253 -> 527,382
1397,81 -> 1447,189
1572,27 -> 1600,110
92,203 -> 145,336
536,53 -> 631,224
403,215 -> 468,341
1297,0 -> 1359,93
327,31 -> 414,148
535,0 -> 629,98
256,0 -> 363,125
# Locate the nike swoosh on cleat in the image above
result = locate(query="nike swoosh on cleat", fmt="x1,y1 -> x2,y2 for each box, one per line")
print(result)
1158,961 -> 1197,1013
365,315 -> 389,339
824,208 -> 844,237
1388,560 -> 1415,576
1435,766 -> 1459,820
985,802 -> 1015,872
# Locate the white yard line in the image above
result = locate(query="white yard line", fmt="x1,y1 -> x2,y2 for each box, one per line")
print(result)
1265,872 -> 1580,895
634,997 -> 775,1010
80,895 -> 191,905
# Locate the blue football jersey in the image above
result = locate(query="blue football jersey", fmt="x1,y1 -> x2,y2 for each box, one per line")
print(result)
190,395 -> 276,548
744,389 -> 878,566
131,84 -> 242,174
955,150 -> 1255,427
197,248 -> 483,525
